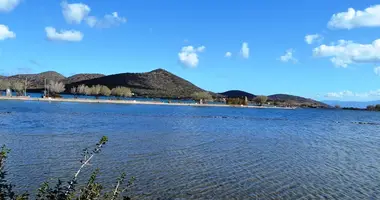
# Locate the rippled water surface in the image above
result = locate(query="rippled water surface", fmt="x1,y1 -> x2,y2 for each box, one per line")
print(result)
1,100 -> 380,199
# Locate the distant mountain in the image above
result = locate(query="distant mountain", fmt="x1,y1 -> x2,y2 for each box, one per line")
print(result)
219,91 -> 328,108
67,69 -> 206,98
4,71 -> 65,89
269,94 -> 330,108
323,100 -> 380,108
64,73 -> 105,84
219,90 -> 256,99
0,69 -> 327,105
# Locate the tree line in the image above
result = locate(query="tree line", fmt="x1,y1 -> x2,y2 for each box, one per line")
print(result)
0,79 -> 27,96
190,91 -> 270,106
366,104 -> 380,111
0,79 -> 132,98
69,84 -> 132,98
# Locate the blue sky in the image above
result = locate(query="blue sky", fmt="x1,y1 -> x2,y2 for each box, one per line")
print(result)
1,0 -> 380,101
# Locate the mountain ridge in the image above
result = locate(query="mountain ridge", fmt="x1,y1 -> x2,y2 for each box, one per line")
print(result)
1,69 -> 327,106
219,90 -> 256,99
66,68 -> 206,98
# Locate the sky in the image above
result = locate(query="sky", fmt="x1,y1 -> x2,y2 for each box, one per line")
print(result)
1,0 -> 380,101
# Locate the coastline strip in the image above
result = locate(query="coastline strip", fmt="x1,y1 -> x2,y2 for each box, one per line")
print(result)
0,96 -> 295,110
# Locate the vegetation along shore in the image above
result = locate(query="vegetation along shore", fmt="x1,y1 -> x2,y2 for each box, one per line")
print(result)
0,69 -> 328,108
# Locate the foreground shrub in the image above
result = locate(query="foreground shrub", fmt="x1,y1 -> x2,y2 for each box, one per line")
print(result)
0,136 -> 135,200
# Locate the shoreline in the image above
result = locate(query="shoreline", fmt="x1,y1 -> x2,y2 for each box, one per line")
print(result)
0,96 -> 296,110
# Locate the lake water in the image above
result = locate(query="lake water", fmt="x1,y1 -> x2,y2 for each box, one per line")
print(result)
1,100 -> 380,199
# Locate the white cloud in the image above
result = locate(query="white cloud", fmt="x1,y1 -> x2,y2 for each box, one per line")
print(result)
328,5 -> 380,29
280,49 -> 298,63
225,52 -> 232,58
240,42 -> 249,59
45,27 -> 83,42
305,34 -> 323,44
61,1 -> 126,28
61,1 -> 91,24
86,12 -> 127,28
0,0 -> 20,13
365,90 -> 380,97
325,90 -> 355,98
324,89 -> 380,98
197,46 -> 205,52
85,16 -> 97,27
178,45 -> 205,68
313,39 -> 380,67
374,66 -> 380,76
0,24 -> 15,40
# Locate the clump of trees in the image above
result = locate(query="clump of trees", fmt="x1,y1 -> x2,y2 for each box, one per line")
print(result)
0,80 -> 29,96
0,80 -> 10,94
100,85 -> 111,97
0,137 -> 135,199
191,92 -> 213,104
70,87 -> 77,98
47,81 -> 65,97
11,82 -> 25,96
226,98 -> 248,105
71,85 -> 132,99
111,86 -> 132,98
367,104 -> 380,111
253,95 -> 268,106
90,85 -> 102,98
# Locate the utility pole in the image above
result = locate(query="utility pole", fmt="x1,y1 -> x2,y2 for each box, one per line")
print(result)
44,78 -> 47,97
24,78 -> 27,96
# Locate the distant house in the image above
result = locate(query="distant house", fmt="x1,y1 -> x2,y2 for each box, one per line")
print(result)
6,88 -> 11,97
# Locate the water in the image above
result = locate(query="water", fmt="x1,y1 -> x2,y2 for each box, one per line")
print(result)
1,100 -> 380,199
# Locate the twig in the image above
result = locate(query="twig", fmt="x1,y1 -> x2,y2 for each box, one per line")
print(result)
111,179 -> 121,200
65,136 -> 108,196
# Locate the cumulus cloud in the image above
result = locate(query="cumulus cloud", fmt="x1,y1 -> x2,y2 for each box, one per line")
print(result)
86,12 -> 127,28
61,1 -> 91,24
0,0 -> 20,13
280,49 -> 298,63
305,34 -> 323,44
178,45 -> 205,68
45,27 -> 83,42
328,5 -> 380,29
61,1 -> 126,28
240,42 -> 249,59
313,39 -> 380,67
0,24 -> 15,40
225,52 -> 232,58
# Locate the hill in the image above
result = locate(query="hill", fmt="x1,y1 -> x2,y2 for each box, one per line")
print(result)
67,69 -> 205,98
269,94 -> 329,108
64,73 -> 105,84
219,90 -> 256,99
4,71 -> 65,89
